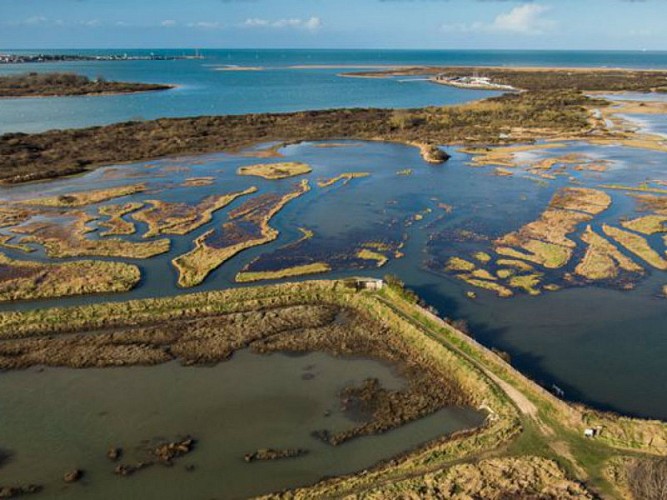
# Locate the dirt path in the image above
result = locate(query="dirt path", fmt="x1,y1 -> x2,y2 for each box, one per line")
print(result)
482,370 -> 538,417
378,295 -> 540,419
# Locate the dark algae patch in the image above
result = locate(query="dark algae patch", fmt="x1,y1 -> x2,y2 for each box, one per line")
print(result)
244,448 -> 308,463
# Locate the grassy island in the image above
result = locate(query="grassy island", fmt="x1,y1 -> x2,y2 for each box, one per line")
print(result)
13,212 -> 170,259
576,226 -> 644,280
0,252 -> 140,301
316,172 -> 370,188
19,184 -> 147,208
237,162 -> 312,180
0,279 -> 666,498
235,262 -> 331,282
0,72 -> 173,98
173,180 -> 310,287
98,202 -> 143,236
132,187 -> 257,238
442,188 -> 632,296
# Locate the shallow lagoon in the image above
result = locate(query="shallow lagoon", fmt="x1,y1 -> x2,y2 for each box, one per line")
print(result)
0,138 -> 666,422
0,351 -> 483,498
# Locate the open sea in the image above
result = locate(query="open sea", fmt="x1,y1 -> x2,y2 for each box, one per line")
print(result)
2,49 -> 667,133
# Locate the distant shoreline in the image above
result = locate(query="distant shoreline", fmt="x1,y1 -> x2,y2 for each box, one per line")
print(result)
0,85 -> 177,100
0,52 -> 203,64
0,72 -> 175,99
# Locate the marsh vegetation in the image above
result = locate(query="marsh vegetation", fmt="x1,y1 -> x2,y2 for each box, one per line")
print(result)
0,72 -> 172,98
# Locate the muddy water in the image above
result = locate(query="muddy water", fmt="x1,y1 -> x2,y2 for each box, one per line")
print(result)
0,139 -> 666,422
0,351 -> 483,498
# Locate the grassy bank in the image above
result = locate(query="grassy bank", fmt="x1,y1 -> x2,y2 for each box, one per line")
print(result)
1,279 -> 665,498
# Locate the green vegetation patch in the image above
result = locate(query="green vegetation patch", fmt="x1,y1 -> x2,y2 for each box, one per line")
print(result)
235,262 -> 332,283
357,248 -> 389,267
603,224 -> 667,271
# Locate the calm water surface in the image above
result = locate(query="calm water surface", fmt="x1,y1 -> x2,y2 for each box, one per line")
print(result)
1,49 -> 667,496
3,49 -> 667,134
0,138 -> 665,420
0,351 -> 482,498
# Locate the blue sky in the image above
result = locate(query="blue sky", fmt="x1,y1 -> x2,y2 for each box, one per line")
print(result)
1,0 -> 666,50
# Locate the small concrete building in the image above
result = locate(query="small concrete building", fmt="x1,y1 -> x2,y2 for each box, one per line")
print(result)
356,278 -> 384,291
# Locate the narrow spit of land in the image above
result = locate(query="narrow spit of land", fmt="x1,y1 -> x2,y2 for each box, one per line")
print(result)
0,279 -> 666,498
0,72 -> 173,99
4,66 -> 667,184
342,66 -> 667,93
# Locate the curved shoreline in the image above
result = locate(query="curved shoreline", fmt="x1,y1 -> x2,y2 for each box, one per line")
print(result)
1,66 -> 665,184
0,84 -> 177,100
0,72 -> 175,99
0,87 -> 596,184
0,279 -> 665,498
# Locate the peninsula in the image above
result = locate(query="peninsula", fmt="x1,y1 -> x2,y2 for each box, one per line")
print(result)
0,72 -> 173,99
1,279 -> 665,498
2,66 -> 666,184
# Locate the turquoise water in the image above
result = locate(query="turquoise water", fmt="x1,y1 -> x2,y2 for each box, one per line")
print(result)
0,50 -> 667,486
2,49 -> 667,133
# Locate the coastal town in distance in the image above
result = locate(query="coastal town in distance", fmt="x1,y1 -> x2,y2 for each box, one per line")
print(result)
0,1 -> 666,499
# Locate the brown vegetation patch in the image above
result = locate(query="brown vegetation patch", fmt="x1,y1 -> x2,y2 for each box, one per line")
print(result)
14,212 -> 169,259
181,176 -> 215,187
0,252 -> 140,301
356,456 -> 594,499
114,436 -> 195,477
0,234 -> 34,253
550,187 -> 612,215
345,66 -> 667,93
575,226 -> 643,280
632,194 -> 667,215
626,457 -> 667,500
173,181 -> 309,287
244,448 -> 308,463
98,202 -> 143,236
0,90 -> 594,184
0,206 -> 34,228
317,172 -> 370,188
132,187 -> 256,238
19,184 -> 147,208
